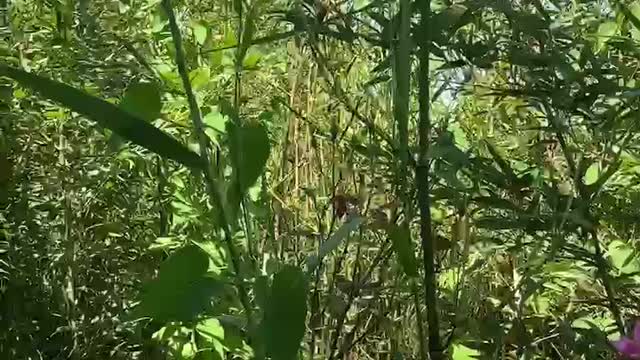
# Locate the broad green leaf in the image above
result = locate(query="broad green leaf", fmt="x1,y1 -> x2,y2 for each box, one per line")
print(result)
596,21 -> 617,52
197,318 -> 225,340
204,111 -> 227,132
608,240 -> 640,274
0,65 -> 203,169
264,266 -> 308,360
227,120 -> 270,195
307,216 -> 364,273
621,2 -> 640,39
192,21 -> 208,45
583,163 -> 599,185
354,0 -> 371,10
136,245 -> 223,322
388,223 -> 418,278
451,343 -> 480,360
190,67 -> 211,90
630,2 -> 640,23
572,316 -> 616,332
243,51 -> 263,69
197,318 -> 225,360
120,81 -> 162,122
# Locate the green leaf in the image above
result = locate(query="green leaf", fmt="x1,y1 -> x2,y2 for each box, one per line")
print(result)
120,81 -> 162,122
583,163 -> 599,186
136,245 -> 223,322
388,223 -> 418,278
243,51 -> 263,69
608,240 -> 640,274
620,1 -> 640,39
196,317 -> 225,359
206,112 -> 226,131
192,21 -> 208,45
596,21 -> 617,52
354,0 -> 371,11
197,317 -> 225,340
190,67 -> 211,90
0,65 -> 203,169
306,216 -> 364,273
451,343 -> 480,360
264,266 -> 308,360
238,3 -> 257,63
227,120 -> 270,196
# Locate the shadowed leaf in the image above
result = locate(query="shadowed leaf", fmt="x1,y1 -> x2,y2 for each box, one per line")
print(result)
264,265 -> 308,360
0,65 -> 203,169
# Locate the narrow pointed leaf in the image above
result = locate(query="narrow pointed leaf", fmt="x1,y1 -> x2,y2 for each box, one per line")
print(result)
307,216 -> 364,273
0,65 -> 203,169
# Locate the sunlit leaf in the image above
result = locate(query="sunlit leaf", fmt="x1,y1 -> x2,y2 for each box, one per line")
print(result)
192,21 -> 208,45
608,240 -> 640,274
243,51 -> 263,69
596,21 -> 617,52
190,67 -> 211,90
354,0 -> 371,10
196,317 -> 225,359
583,163 -> 599,185
204,110 -> 227,134
307,216 -> 364,273
620,1 -> 640,39
451,343 -> 480,360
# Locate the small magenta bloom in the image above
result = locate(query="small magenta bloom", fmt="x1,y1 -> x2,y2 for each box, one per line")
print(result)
613,321 -> 640,359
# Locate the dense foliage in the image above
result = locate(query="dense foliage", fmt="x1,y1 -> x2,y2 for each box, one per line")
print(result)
3,0 -> 640,359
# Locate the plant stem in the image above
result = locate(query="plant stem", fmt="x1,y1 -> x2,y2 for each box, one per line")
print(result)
416,0 -> 442,358
545,104 -> 625,335
393,0 -> 427,357
161,0 -> 254,331
591,229 -> 625,334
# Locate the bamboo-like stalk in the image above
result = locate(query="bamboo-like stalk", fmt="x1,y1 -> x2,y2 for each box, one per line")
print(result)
392,0 -> 427,357
416,0 -> 443,358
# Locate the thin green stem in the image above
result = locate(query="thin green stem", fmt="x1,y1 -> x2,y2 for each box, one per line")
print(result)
161,0 -> 254,331
392,0 -> 427,357
591,229 -> 625,334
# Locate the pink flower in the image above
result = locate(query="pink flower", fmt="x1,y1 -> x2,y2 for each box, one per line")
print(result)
613,321 -> 640,359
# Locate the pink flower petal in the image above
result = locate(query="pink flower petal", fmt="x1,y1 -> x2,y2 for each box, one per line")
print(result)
613,338 -> 640,358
